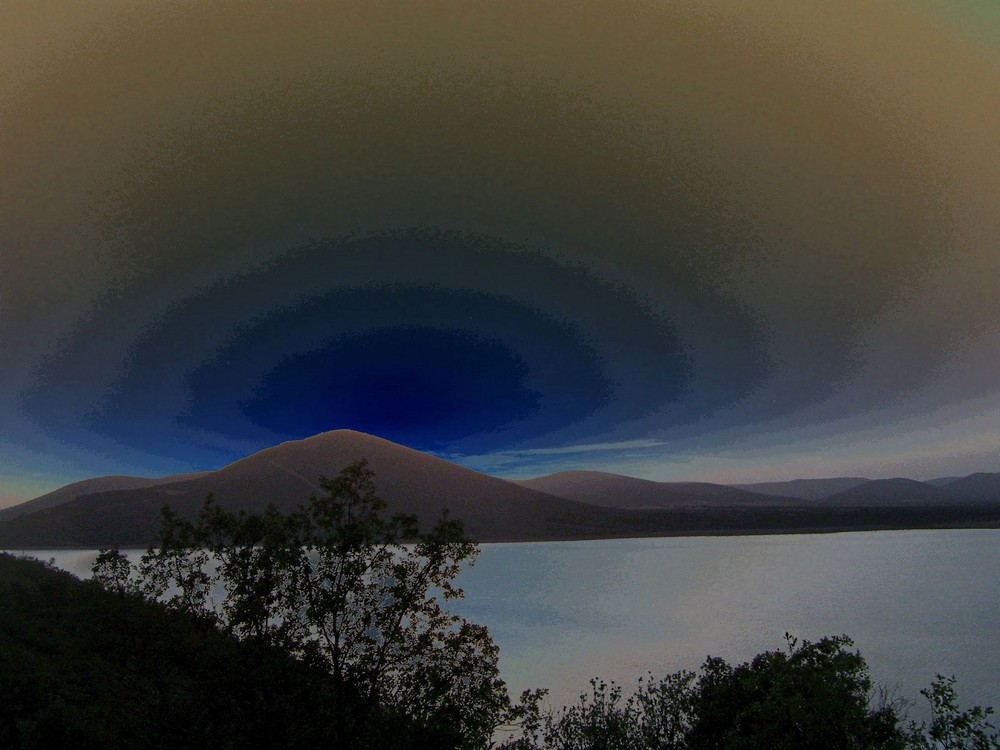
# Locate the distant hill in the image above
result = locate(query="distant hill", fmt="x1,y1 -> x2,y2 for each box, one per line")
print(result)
0,472 -> 211,522
731,478 -> 870,501
3,432 -> 1000,547
925,476 -> 963,487
822,478 -> 949,506
0,431 -> 626,546
0,495 -> 24,511
735,476 -> 1000,507
0,430 -> 666,548
516,470 -> 799,508
938,472 -> 1000,503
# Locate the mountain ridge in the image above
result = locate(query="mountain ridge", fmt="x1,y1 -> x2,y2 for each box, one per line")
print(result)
515,470 -> 802,508
2,431 -> 1000,547
730,477 -> 871,501
0,472 -> 212,523
0,431 -> 616,546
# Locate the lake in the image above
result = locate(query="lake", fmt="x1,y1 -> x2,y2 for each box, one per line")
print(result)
17,528 -> 1000,718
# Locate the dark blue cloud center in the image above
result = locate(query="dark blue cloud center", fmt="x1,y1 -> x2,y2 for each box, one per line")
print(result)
236,327 -> 539,449
20,229 -> 775,466
175,285 -> 625,454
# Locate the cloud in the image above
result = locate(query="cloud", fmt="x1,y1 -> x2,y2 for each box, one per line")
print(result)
2,0 -> 999,494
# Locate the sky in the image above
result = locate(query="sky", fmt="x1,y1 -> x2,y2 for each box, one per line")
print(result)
2,0 -> 1000,504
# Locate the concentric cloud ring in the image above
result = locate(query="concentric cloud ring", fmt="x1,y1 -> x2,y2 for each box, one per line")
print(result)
4,0 -> 1000,493
22,229 -> 781,464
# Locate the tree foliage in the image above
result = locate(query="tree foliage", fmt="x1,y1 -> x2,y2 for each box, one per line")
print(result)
499,671 -> 697,750
503,635 -> 998,750
686,634 -> 902,750
1,552 -> 347,749
92,459 -> 511,749
505,635 -> 901,750
905,675 -> 1000,750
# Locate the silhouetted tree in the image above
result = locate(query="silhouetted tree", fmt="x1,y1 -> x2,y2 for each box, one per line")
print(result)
93,460 -> 511,749
905,675 -> 1000,750
686,634 -> 904,750
505,635 -> 908,750
499,672 -> 697,750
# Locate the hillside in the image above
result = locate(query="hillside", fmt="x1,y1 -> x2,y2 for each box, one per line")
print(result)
0,431 -> 614,546
822,478 -> 951,506
731,477 -> 871,501
0,553 -> 430,748
516,471 -> 799,508
0,472 -> 211,522
3,432 -> 1000,548
937,472 -> 1000,503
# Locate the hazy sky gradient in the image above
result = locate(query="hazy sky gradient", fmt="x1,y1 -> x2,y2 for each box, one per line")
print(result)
3,1 -> 999,500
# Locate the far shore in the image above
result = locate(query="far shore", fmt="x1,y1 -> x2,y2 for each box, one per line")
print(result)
6,517 -> 999,552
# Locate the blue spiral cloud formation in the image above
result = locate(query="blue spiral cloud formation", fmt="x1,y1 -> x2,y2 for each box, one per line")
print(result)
2,0 -> 1000,501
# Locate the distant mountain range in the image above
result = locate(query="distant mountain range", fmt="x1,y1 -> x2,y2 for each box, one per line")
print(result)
1,430 -> 999,547
731,477 -> 871,501
515,471 -> 804,508
737,473 -> 1000,505
0,472 -> 212,523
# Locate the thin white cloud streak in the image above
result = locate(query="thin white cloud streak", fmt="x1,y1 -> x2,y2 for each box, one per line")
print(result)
601,399 -> 1000,484
454,395 -> 1000,483
461,438 -> 670,457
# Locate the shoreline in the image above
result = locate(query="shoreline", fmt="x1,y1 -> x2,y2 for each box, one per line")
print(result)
6,517 -> 999,551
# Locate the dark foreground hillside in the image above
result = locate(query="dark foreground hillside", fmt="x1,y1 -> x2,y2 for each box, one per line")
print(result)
0,554 -> 444,750
3,554 -> 998,750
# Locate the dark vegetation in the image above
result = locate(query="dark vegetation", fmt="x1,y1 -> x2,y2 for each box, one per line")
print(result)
1,461 -> 997,749
506,636 -> 1000,750
0,551 -> 347,748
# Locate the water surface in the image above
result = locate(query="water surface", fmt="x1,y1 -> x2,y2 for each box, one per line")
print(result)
19,528 -> 1000,716
452,529 -> 1000,715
